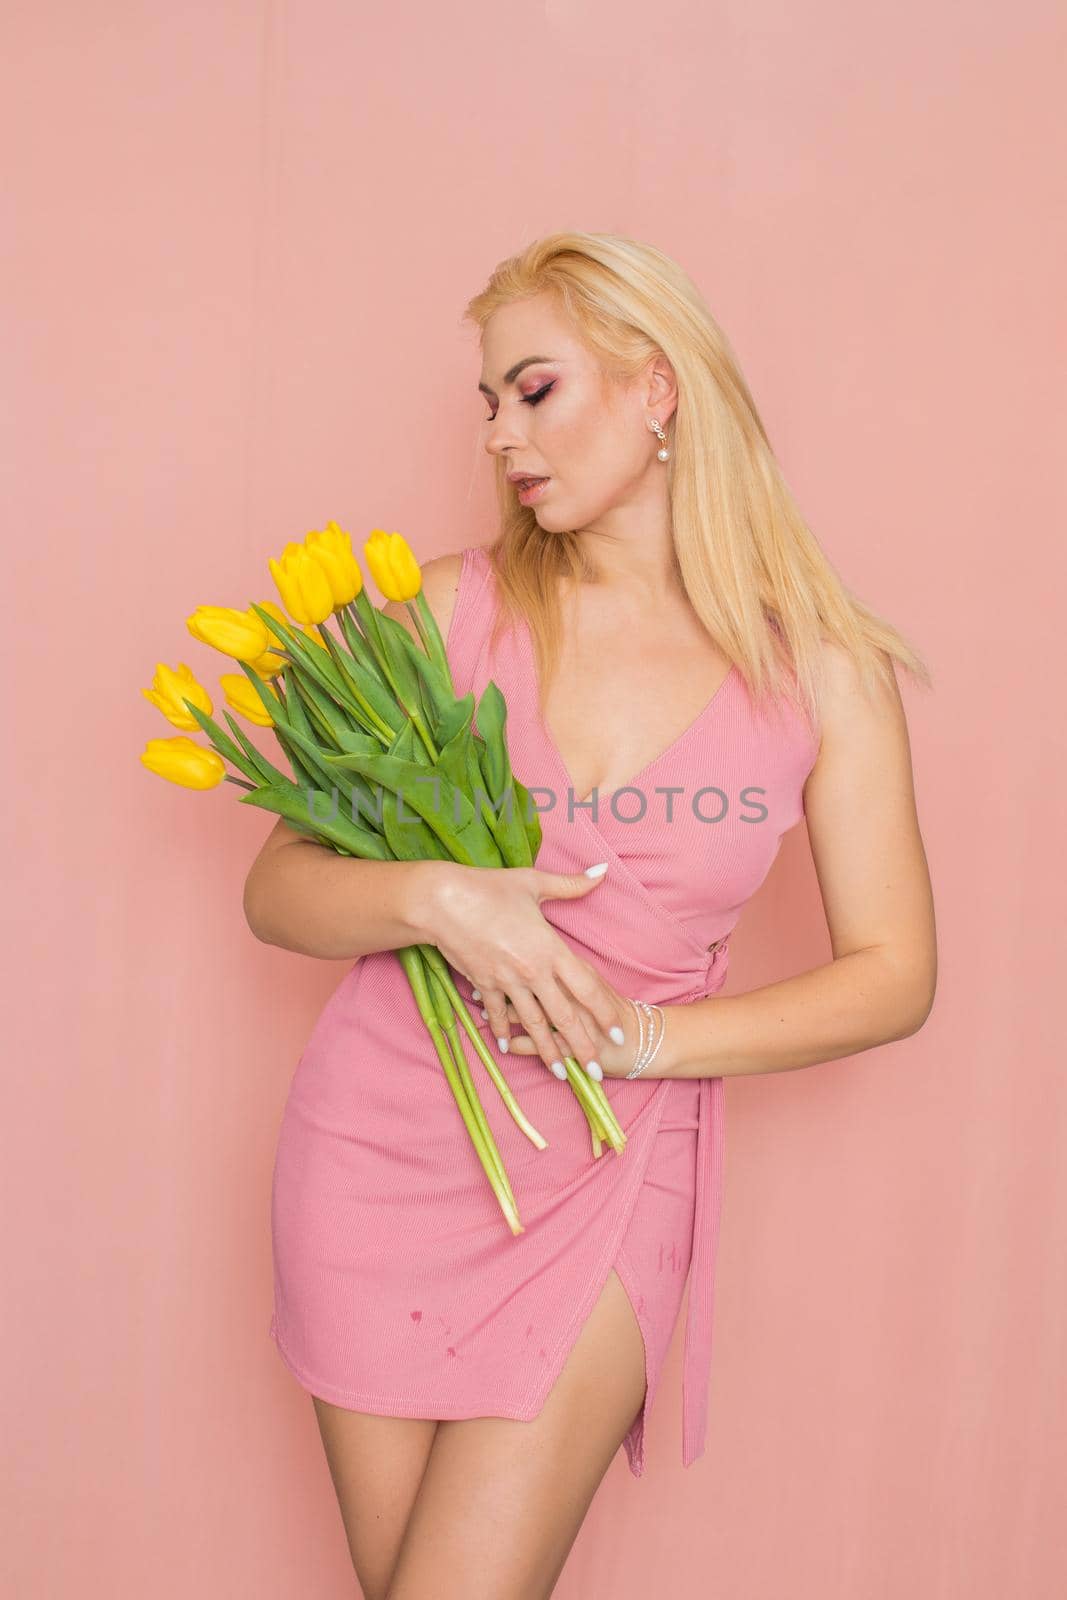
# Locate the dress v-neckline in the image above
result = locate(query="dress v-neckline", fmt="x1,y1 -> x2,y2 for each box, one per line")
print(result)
516,615 -> 739,815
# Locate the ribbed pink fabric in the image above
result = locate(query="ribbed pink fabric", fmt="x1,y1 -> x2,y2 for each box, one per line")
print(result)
269,544 -> 819,1476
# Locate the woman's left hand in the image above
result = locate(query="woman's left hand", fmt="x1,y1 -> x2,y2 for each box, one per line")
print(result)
484,992 -> 643,1079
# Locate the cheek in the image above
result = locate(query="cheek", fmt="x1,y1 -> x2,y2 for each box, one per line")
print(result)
541,389 -> 608,465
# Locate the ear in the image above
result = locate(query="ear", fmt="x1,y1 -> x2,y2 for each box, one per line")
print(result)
647,353 -> 679,421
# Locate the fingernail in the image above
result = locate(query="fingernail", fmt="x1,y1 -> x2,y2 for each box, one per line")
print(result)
472,988 -> 481,1000
497,1036 -> 509,1053
585,1059 -> 603,1081
549,1060 -> 567,1079
585,861 -> 609,878
480,1008 -> 488,1019
609,1025 -> 625,1045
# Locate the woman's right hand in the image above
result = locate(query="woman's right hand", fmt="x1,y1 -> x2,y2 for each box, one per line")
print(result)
421,860 -> 628,1082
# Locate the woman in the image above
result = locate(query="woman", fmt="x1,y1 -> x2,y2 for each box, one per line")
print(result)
246,232 -> 936,1598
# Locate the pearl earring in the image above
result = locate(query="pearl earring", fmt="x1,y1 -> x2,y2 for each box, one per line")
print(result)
648,416 -> 670,461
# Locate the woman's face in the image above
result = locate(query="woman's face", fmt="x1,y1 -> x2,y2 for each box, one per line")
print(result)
478,293 -> 673,536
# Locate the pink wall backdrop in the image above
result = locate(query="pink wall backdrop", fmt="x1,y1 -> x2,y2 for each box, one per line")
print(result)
5,2 -> 1064,1595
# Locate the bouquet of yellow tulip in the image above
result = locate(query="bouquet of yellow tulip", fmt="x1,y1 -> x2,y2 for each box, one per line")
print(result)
140,524 -> 628,1235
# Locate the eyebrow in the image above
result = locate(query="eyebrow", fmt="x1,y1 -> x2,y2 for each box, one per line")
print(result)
477,355 -> 556,399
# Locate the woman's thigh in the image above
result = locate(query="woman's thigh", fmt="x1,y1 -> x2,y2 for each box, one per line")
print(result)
311,1399 -> 440,1600
384,1266 -> 646,1600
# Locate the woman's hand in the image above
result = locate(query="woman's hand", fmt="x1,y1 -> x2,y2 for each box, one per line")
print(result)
488,990 -> 650,1080
423,859 -> 629,1081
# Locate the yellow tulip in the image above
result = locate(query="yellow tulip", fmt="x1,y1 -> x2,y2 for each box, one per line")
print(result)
364,528 -> 422,603
269,541 -> 335,625
140,736 -> 226,789
300,624 -> 330,651
254,599 -> 291,647
247,648 -> 285,679
187,604 -> 271,662
141,662 -> 213,730
305,520 -> 363,608
244,601 -> 288,677
220,673 -> 275,727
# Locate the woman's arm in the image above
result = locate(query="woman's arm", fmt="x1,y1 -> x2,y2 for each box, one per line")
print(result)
663,642 -> 937,1080
242,551 -> 465,960
243,830 -> 452,960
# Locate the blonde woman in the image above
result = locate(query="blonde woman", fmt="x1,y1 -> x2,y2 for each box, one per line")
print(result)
247,233 -> 936,1599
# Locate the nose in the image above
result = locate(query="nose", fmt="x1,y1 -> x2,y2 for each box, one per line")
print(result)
483,413 -> 527,458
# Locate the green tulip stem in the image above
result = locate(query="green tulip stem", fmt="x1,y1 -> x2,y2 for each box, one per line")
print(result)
419,946 -> 548,1150
315,621 -> 395,742
345,597 -> 406,701
577,1096 -> 605,1159
560,1056 -> 628,1153
410,590 -> 455,692
384,685 -> 440,766
342,596 -> 439,764
424,967 -> 520,1209
405,598 -> 433,658
398,948 -> 523,1235
450,1000 -> 549,1151
223,775 -> 257,791
431,1009 -> 523,1235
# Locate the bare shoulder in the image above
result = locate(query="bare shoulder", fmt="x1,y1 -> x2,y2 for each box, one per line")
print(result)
804,638 -> 915,840
380,549 -> 466,642
814,638 -> 908,753
802,636 -> 934,991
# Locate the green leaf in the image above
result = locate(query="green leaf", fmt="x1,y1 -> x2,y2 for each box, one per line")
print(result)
247,602 -> 370,722
314,621 -> 404,734
433,691 -> 476,753
272,725 -> 321,791
273,717 -> 355,799
392,623 -> 456,730
238,783 -> 393,859
323,749 -> 502,866
335,725 -> 381,756
373,608 -> 425,721
349,588 -> 387,662
469,681 -> 539,866
233,663 -> 288,729
221,710 -> 290,786
412,587 -> 454,688
183,701 -> 261,785
473,680 -> 507,793
337,605 -> 376,669
281,665 -> 313,736
289,674 -> 344,746
291,668 -> 375,749
434,696 -> 477,794
380,728 -> 449,861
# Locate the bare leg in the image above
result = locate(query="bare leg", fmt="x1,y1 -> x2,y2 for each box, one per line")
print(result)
311,1401 -> 440,1600
385,1266 -> 646,1600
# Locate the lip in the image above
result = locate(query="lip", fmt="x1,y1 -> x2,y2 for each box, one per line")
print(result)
506,469 -> 549,484
515,476 -> 551,505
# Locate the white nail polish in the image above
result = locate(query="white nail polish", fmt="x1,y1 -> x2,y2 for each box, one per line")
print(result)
480,1008 -> 488,1019
609,1025 -> 625,1045
549,1060 -> 567,1079
584,861 -> 609,878
586,1059 -> 603,1081
497,1037 -> 509,1053
472,988 -> 481,1000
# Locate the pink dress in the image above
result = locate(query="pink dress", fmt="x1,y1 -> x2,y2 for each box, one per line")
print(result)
268,544 -> 819,1476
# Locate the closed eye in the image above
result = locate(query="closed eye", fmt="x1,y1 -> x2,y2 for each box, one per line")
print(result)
485,381 -> 555,423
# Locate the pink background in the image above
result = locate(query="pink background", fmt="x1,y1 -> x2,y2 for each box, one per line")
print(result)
5,3 -> 1065,1595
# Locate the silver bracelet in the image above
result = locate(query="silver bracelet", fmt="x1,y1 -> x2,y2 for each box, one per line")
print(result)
625,997 -> 666,1078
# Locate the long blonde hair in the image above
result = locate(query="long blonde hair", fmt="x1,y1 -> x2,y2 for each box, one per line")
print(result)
462,231 -> 931,741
